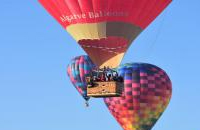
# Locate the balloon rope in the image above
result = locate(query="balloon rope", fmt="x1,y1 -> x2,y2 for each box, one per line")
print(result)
144,7 -> 170,60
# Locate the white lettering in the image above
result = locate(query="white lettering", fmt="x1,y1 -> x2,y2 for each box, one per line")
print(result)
60,11 -> 129,23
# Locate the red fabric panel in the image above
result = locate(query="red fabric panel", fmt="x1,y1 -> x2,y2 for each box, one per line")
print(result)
39,0 -> 172,29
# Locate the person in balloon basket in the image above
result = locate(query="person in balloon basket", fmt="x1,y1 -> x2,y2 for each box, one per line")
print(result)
113,72 -> 118,81
100,72 -> 106,81
87,74 -> 95,88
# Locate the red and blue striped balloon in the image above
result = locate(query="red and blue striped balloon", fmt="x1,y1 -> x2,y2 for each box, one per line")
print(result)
67,55 -> 96,101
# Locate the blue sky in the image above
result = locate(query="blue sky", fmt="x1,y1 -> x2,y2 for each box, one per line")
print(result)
0,0 -> 200,130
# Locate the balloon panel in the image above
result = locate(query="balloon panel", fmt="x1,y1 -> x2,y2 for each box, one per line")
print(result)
67,55 -> 96,101
104,63 -> 172,130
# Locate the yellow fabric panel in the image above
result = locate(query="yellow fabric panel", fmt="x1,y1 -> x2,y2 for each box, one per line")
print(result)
67,22 -> 107,41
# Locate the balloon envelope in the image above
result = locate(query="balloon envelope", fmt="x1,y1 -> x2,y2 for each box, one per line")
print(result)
104,63 -> 172,130
39,0 -> 172,68
67,55 -> 96,101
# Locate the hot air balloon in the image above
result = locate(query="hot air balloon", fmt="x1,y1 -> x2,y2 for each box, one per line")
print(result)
67,55 -> 96,103
104,63 -> 172,130
39,0 -> 172,68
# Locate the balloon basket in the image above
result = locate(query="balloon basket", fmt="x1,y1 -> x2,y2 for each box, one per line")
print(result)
87,81 -> 123,98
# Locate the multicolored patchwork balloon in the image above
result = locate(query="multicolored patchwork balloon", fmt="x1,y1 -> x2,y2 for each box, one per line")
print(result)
104,63 -> 172,130
67,55 -> 96,101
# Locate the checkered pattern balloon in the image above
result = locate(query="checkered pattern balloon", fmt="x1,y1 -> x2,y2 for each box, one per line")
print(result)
104,63 -> 172,130
67,55 -> 96,101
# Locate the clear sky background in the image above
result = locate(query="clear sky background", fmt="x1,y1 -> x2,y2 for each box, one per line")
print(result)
0,0 -> 200,130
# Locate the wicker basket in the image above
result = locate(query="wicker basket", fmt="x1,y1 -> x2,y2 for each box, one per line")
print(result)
87,81 -> 123,97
